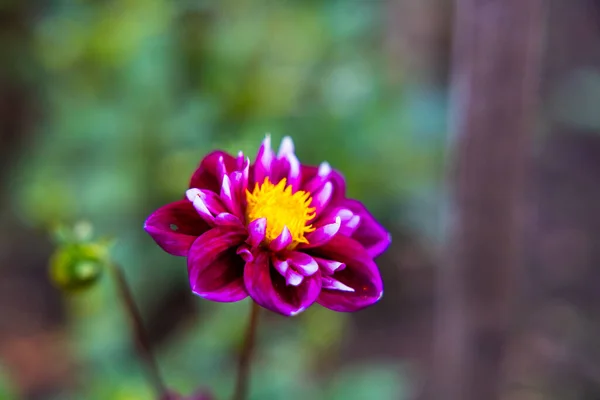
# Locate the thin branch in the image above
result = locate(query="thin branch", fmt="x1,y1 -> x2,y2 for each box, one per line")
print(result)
111,263 -> 168,399
232,301 -> 261,400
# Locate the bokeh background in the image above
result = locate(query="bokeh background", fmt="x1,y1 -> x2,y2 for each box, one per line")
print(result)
1,0 -> 600,399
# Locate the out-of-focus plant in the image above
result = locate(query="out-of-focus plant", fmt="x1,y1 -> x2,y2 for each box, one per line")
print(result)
49,221 -> 211,400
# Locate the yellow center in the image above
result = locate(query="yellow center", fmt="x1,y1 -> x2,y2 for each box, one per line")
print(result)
246,177 -> 316,248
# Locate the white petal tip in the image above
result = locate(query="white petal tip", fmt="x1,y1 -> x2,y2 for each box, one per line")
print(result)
318,162 -> 332,176
185,188 -> 201,202
290,307 -> 306,317
278,136 -> 295,157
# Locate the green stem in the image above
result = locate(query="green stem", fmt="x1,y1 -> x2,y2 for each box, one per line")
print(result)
232,301 -> 261,400
110,263 -> 168,399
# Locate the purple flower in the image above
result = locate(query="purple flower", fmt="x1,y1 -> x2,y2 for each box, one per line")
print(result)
145,136 -> 390,316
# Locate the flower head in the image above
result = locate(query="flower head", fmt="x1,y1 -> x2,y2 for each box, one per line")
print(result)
144,136 -> 390,316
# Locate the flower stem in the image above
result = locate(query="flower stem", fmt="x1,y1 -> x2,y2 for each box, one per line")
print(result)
232,301 -> 261,400
110,263 -> 168,399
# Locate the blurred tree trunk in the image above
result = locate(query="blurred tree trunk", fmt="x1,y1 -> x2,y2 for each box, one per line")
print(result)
428,1 -> 544,400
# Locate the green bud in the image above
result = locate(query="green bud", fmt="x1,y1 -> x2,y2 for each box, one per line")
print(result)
49,243 -> 106,292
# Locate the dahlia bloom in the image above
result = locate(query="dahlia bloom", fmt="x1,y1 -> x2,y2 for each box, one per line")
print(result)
145,136 -> 390,316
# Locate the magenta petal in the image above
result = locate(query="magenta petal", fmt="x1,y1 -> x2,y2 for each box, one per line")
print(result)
287,252 -> 319,276
312,235 -> 383,312
187,227 -> 248,302
310,181 -> 333,217
254,135 -> 274,184
220,175 -> 236,213
186,189 -> 214,224
302,162 -> 332,194
244,251 -> 322,316
269,226 -> 292,252
214,213 -> 243,227
321,276 -> 354,292
191,189 -> 228,215
318,207 -> 360,236
189,151 -> 237,192
285,268 -> 304,286
144,200 -> 210,256
342,199 -> 391,258
272,257 -> 289,276
216,155 -> 228,181
302,217 -> 341,248
237,245 -> 254,262
247,218 -> 266,247
313,257 -> 345,275
277,137 -> 301,190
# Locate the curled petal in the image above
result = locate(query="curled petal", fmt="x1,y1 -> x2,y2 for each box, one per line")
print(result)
220,175 -> 235,213
302,216 -> 341,248
303,162 -> 332,194
236,245 -> 254,263
287,252 -> 319,276
186,189 -> 227,224
216,155 -> 228,182
144,200 -> 210,256
318,207 -> 361,237
254,135 -> 274,184
188,190 -> 213,223
342,199 -> 391,258
244,252 -> 322,316
277,136 -> 295,158
285,269 -> 304,286
313,257 -> 345,275
276,136 -> 301,190
187,227 -> 248,302
321,276 -> 354,292
189,151 -> 237,192
272,258 -> 289,276
312,235 -> 383,312
214,213 -> 243,227
269,226 -> 292,252
310,181 -> 333,217
247,218 -> 266,247
236,151 -> 246,170
199,190 -> 228,214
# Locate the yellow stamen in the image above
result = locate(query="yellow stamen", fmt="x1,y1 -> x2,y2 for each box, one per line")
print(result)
246,177 -> 316,249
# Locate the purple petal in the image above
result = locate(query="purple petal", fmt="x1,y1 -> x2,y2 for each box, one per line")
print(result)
216,155 -> 228,182
301,165 -> 346,212
268,226 -> 292,252
247,218 -> 266,247
321,276 -> 354,292
301,216 -> 341,248
342,199 -> 391,258
254,135 -> 274,184
285,268 -> 304,286
318,207 -> 360,236
189,151 -> 237,192
187,227 -> 248,302
244,251 -> 322,316
277,136 -> 295,158
310,181 -> 333,217
312,235 -> 383,312
214,213 -> 243,227
277,136 -> 301,190
302,162 -> 332,194
287,252 -> 319,276
237,245 -> 254,262
313,257 -> 345,275
186,189 -> 214,223
144,200 -> 210,256
272,257 -> 289,276
220,174 -> 235,213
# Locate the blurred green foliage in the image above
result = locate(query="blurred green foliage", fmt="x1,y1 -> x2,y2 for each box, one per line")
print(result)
5,0 -> 447,398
